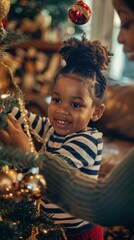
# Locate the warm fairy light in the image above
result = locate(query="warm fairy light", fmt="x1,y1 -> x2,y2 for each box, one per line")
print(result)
0,93 -> 10,99
12,222 -> 17,225
42,229 -> 48,234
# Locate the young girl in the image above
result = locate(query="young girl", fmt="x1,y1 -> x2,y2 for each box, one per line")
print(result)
0,36 -> 112,239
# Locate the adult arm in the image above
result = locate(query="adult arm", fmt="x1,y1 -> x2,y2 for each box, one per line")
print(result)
41,147 -> 134,227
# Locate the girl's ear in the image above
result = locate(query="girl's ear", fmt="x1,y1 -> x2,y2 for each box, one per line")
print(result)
91,104 -> 105,122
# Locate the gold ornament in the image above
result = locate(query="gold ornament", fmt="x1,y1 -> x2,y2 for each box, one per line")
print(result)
0,0 -> 11,23
19,173 -> 47,200
0,171 -> 13,197
4,167 -> 19,184
0,166 -> 19,199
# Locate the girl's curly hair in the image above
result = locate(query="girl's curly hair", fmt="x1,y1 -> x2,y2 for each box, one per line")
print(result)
59,36 -> 112,72
53,36 -> 113,103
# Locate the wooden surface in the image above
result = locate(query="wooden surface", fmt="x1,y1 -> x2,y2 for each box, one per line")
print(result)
10,40 -> 61,51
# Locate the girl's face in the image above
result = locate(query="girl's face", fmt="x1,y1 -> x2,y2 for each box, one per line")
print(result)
48,75 -> 104,136
112,0 -> 134,60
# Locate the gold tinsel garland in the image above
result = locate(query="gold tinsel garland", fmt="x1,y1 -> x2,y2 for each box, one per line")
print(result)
0,61 -> 36,154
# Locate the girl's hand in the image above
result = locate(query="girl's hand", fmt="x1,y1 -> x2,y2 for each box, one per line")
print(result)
0,113 -> 31,152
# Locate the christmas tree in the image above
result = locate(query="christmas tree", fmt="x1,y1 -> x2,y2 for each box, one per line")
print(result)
0,47 -> 67,240
0,2 -> 68,238
0,42 -> 67,240
0,56 -> 67,239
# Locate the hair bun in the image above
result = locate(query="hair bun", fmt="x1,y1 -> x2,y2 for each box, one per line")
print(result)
59,36 -> 113,72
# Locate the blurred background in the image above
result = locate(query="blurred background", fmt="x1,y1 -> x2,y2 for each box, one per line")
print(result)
1,0 -> 134,98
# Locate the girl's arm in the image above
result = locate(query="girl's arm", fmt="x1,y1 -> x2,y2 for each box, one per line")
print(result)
0,108 -> 50,151
12,107 -> 49,138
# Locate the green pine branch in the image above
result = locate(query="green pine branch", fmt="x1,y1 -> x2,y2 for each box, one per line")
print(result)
0,198 -> 65,239
0,144 -> 36,171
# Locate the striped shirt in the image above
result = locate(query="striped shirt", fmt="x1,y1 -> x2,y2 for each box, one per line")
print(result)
12,107 -> 103,234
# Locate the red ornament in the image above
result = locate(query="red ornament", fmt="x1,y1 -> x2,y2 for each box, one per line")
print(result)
69,0 -> 91,25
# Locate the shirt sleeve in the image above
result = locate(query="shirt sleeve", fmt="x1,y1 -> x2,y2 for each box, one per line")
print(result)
11,107 -> 50,138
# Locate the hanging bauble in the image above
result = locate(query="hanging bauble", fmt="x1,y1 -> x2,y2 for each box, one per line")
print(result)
0,167 -> 19,199
19,173 -> 47,201
0,0 -> 11,23
5,168 -> 19,185
0,0 -> 11,39
69,0 -> 91,25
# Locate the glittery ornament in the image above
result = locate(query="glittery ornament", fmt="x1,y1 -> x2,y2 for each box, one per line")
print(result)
69,0 -> 91,25
0,167 -> 19,199
19,173 -> 47,200
5,168 -> 19,184
0,0 -> 11,23
0,0 -> 11,36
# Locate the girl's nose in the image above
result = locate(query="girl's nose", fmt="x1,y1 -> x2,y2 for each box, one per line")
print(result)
56,108 -> 69,115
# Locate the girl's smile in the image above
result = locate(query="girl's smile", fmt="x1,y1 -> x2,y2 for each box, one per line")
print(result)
48,75 -> 96,135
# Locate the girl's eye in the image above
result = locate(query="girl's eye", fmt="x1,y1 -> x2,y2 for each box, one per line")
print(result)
52,97 -> 61,104
71,102 -> 80,108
